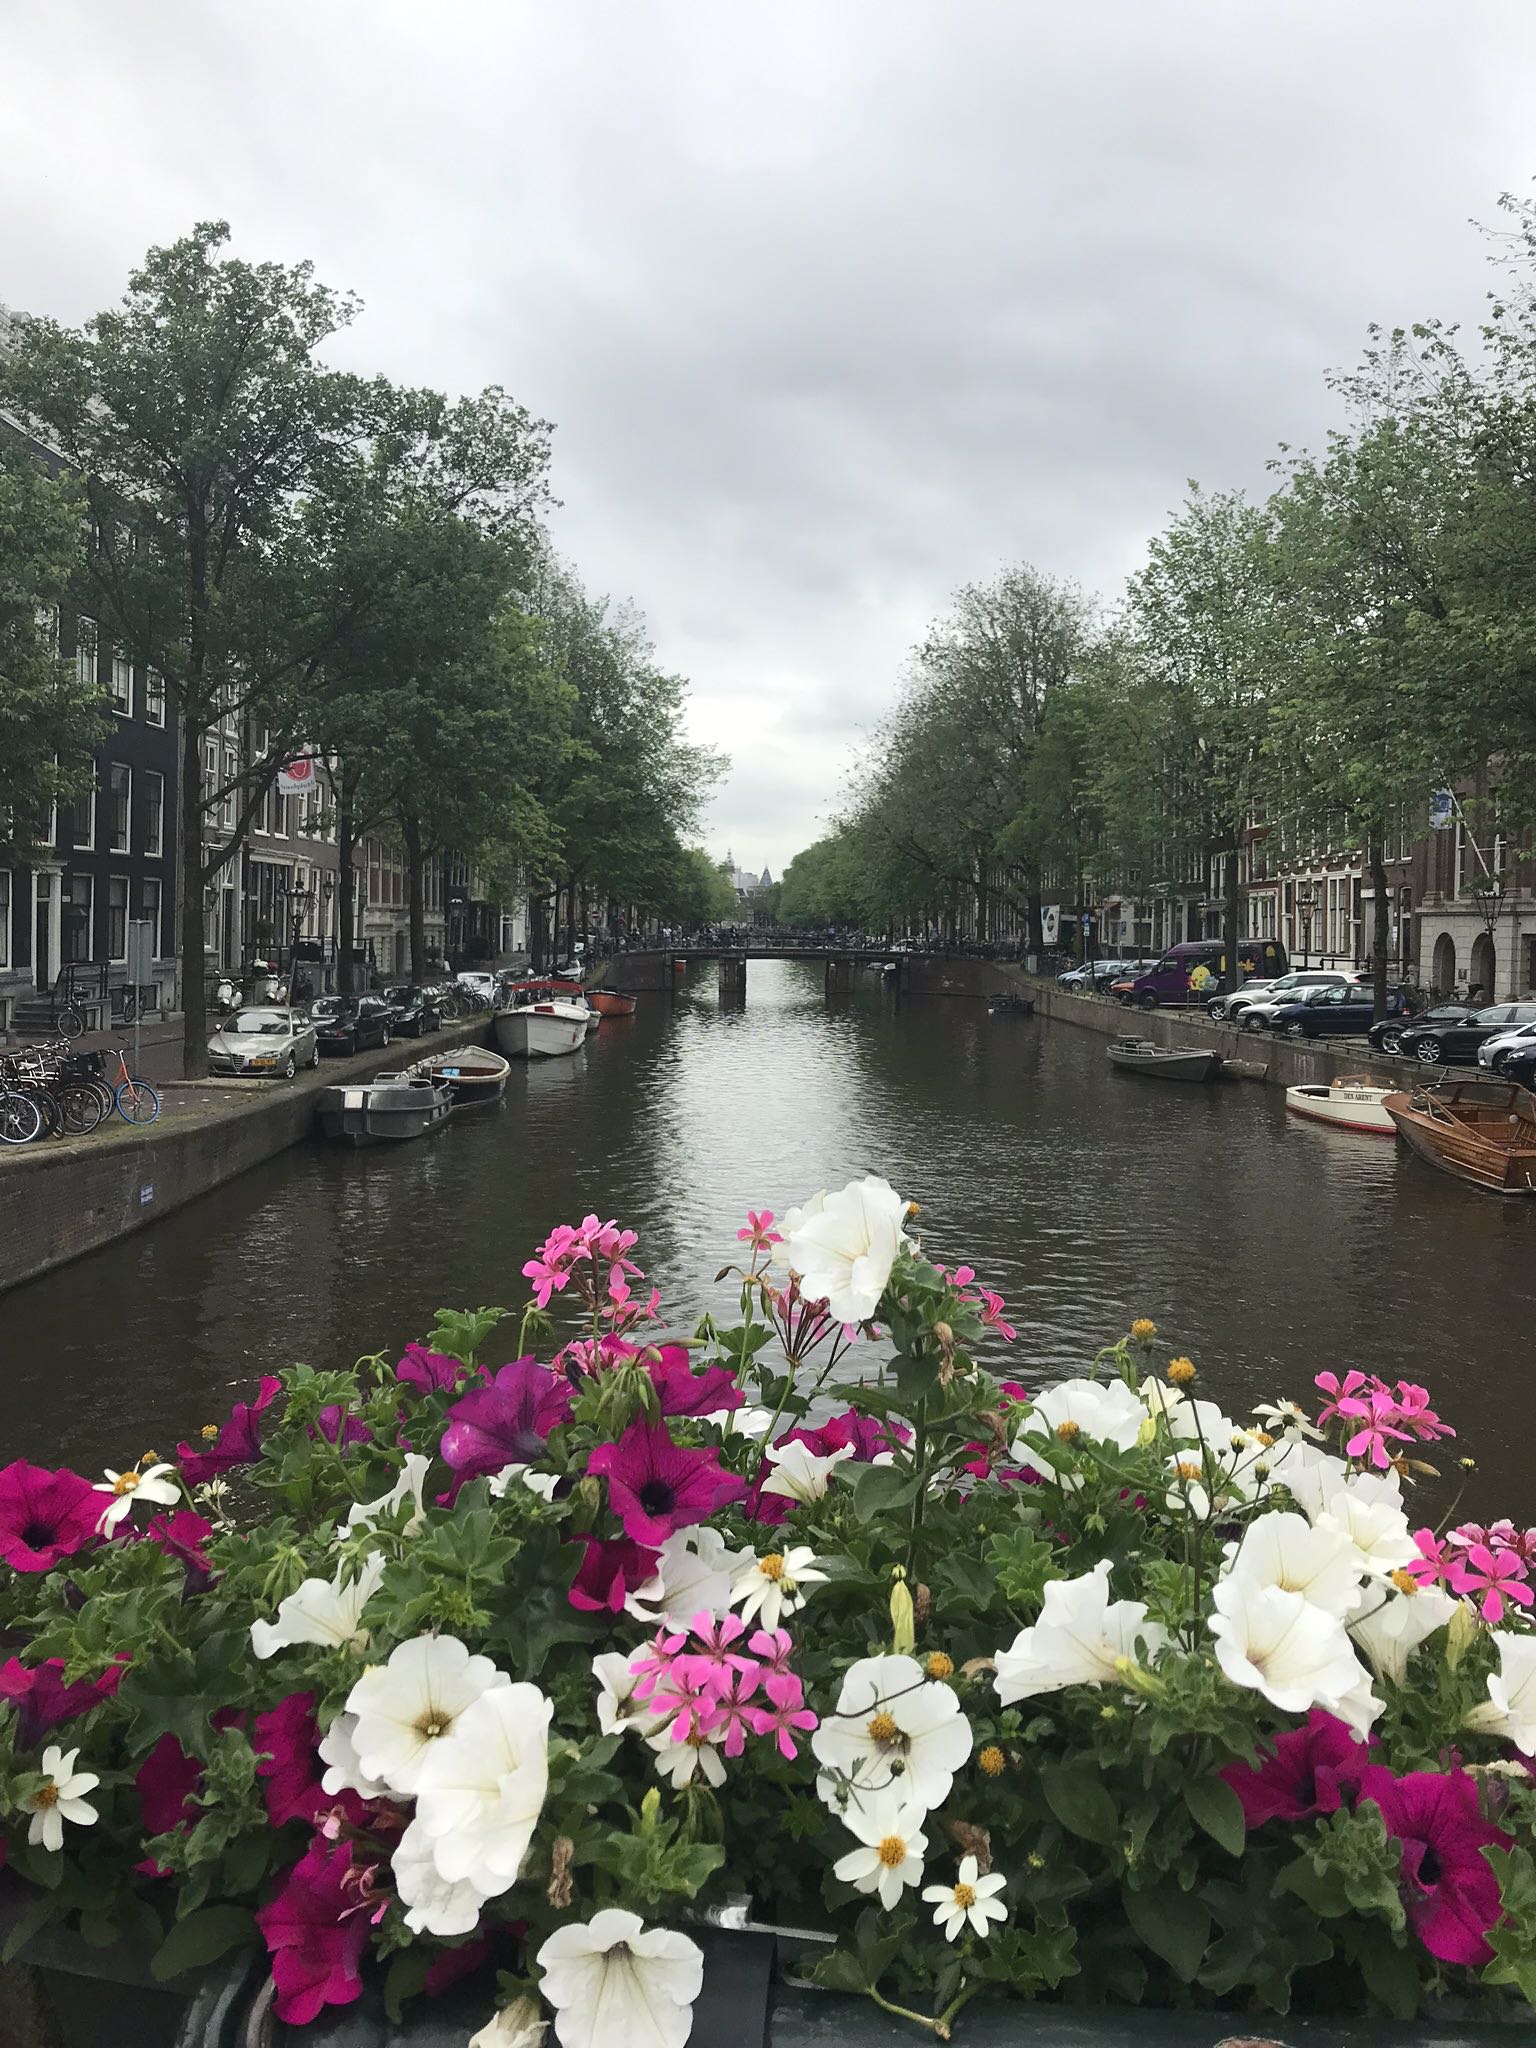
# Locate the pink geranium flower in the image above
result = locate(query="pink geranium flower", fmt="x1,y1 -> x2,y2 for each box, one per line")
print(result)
976,1288 -> 1018,1342
745,1671 -> 819,1759
176,1376 -> 282,1486
587,1419 -> 746,1545
1405,1527 -> 1457,1590
1357,1766 -> 1511,1967
1313,1370 -> 1371,1428
566,1534 -> 661,1613
0,1656 -> 127,1746
1449,1543 -> 1534,1625
255,1836 -> 372,2026
440,1358 -> 573,1481
1221,1710 -> 1374,1828
0,1460 -> 102,1572
1342,1389 -> 1414,1471
737,1209 -> 783,1250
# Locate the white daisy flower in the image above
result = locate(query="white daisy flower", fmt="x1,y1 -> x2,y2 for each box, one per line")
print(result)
831,1790 -> 928,1909
922,1854 -> 1008,1941
22,1745 -> 100,1853
94,1461 -> 180,1533
729,1545 -> 827,1631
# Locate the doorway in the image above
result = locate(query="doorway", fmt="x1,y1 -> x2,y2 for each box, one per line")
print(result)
1432,931 -> 1456,995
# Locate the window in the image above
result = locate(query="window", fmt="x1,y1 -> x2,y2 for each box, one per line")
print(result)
254,786 -> 270,835
145,668 -> 165,727
140,877 -> 162,956
69,769 -> 95,851
221,746 -> 238,831
35,605 -> 59,651
107,876 -> 129,961
62,872 -> 93,964
110,645 -> 132,715
107,764 -> 131,853
75,616 -> 98,691
0,869 -> 9,969
143,770 -> 164,858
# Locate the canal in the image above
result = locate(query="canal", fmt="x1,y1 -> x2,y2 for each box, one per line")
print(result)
5,960 -> 1533,1516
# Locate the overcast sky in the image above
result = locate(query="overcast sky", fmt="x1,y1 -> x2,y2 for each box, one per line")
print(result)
3,3 -> 1534,874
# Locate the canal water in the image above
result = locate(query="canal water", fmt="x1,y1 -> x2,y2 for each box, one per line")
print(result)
5,961 -> 1532,1515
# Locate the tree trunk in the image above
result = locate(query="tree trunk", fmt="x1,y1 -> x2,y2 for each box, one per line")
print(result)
179,714 -> 209,1078
1368,836 -> 1391,1022
563,882 -> 576,964
403,811 -> 427,982
337,775 -> 357,995
1224,834 -> 1243,998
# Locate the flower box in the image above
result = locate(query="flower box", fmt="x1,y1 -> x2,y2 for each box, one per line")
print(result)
5,1182 -> 1536,2044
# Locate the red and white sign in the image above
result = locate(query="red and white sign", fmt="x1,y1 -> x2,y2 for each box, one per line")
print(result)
278,752 -> 317,795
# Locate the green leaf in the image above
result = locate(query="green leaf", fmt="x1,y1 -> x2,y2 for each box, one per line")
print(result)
809,1948 -> 869,1995
1040,1762 -> 1120,1844
849,1461 -> 920,1522
150,1906 -> 256,1982
384,1946 -> 433,2022
2,1889 -> 62,1964
1122,1881 -> 1211,1983
1183,1775 -> 1245,1857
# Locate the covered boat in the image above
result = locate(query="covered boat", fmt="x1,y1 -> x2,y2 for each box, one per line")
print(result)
1285,1076 -> 1396,1135
1107,1036 -> 1223,1082
493,980 -> 589,1060
590,988 -> 638,1018
316,1075 -> 453,1144
1383,1079 -> 1536,1195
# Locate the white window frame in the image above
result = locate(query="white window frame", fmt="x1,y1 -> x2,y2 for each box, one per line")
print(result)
63,871 -> 94,964
110,645 -> 133,716
140,876 -> 162,957
75,616 -> 98,692
221,746 -> 238,832
106,874 -> 130,963
145,668 -> 165,727
69,768 -> 96,852
107,763 -> 132,854
143,769 -> 164,858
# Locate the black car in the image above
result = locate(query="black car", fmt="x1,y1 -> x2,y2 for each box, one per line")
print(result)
380,984 -> 442,1038
1267,984 -> 1412,1040
310,995 -> 395,1056
1368,1002 -> 1479,1056
1394,1001 -> 1536,1070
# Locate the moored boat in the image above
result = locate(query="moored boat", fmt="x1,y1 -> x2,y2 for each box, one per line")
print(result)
1284,1076 -> 1396,1135
988,993 -> 1035,1016
412,1046 -> 510,1107
493,980 -> 589,1060
590,988 -> 638,1018
1383,1079 -> 1536,1195
316,1075 -> 454,1144
1107,1036 -> 1223,1082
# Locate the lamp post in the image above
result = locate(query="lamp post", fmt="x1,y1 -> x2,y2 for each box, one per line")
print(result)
281,879 -> 316,1004
1472,868 -> 1505,1000
1298,881 -> 1317,965
320,872 -> 337,989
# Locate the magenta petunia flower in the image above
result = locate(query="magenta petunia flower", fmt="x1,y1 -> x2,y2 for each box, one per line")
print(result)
588,1419 -> 746,1545
130,1509 -> 215,1593
255,1836 -> 371,2026
1221,1710 -> 1374,1828
645,1345 -> 744,1418
566,1534 -> 661,1613
254,1692 -> 340,1831
0,1460 -> 102,1572
440,1357 -> 574,1481
1357,1765 -> 1511,1967
137,1732 -> 203,1838
176,1376 -> 283,1486
313,1406 -> 371,1454
394,1344 -> 472,1395
0,1655 -> 127,1747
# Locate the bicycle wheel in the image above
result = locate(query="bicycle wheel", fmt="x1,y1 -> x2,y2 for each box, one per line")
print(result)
17,1083 -> 60,1139
115,1078 -> 161,1125
54,1004 -> 85,1040
0,1089 -> 43,1145
57,1081 -> 104,1136
121,989 -> 139,1024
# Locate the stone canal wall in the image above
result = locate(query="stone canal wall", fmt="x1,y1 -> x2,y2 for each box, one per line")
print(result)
0,1021 -> 492,1298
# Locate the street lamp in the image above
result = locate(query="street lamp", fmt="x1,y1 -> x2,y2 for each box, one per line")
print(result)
280,879 -> 316,1001
1472,867 -> 1505,999
1298,881 -> 1318,964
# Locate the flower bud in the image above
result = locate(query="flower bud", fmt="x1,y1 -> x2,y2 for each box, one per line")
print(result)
1130,1318 -> 1157,1341
932,1322 -> 954,1349
569,1475 -> 603,1532
1167,1357 -> 1195,1386
1446,1602 -> 1481,1670
1112,1654 -> 1166,1699
639,1788 -> 662,1833
890,1569 -> 916,1656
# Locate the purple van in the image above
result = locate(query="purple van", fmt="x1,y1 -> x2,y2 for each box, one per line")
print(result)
1112,938 -> 1288,1011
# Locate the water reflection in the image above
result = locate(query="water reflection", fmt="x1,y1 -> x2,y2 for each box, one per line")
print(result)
4,961 -> 1532,1515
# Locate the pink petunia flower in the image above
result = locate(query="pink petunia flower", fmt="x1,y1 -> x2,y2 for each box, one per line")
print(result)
0,1460 -> 102,1572
1449,1543 -> 1534,1626
253,1693 -> 363,1833
643,1346 -> 745,1419
1220,1710 -> 1374,1828
176,1376 -> 283,1486
1357,1765 -> 1511,1967
440,1358 -> 573,1481
587,1419 -> 746,1546
255,1836 -> 372,2026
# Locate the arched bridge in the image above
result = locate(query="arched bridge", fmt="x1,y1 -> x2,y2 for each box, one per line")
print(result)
607,947 -> 1000,1003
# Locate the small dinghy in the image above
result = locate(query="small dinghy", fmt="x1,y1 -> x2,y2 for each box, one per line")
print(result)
317,1075 -> 453,1144
1285,1075 -> 1395,1135
413,1046 -> 510,1108
1107,1036 -> 1223,1082
988,993 -> 1035,1016
590,988 -> 638,1018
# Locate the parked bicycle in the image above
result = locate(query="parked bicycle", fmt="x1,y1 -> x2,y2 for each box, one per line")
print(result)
0,1040 -> 106,1139
97,1045 -> 161,1125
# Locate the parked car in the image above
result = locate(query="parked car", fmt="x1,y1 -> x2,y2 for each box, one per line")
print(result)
1113,938 -> 1288,1010
1239,970 -> 1371,1032
1498,1041 -> 1536,1092
1478,1018 -> 1536,1072
206,1007 -> 319,1078
381,984 -> 443,1037
311,994 -> 395,1056
1367,1001 -> 1479,1055
1394,1001 -> 1536,1069
1268,984 -> 1413,1040
455,971 -> 497,1006
1058,959 -> 1151,992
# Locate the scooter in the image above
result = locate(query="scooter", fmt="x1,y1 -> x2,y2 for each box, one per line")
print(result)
211,978 -> 243,1017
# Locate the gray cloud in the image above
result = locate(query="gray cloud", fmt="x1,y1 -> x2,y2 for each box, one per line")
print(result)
3,0 -> 1533,871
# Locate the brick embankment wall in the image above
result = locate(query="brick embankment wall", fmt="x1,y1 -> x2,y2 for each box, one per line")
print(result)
0,1021 -> 492,1297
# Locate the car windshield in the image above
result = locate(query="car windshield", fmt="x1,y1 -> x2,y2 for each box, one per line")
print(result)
312,1000 -> 354,1020
231,1012 -> 290,1035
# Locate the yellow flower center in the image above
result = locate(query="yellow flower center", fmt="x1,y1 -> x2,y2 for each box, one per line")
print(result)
415,1714 -> 449,1740
952,1881 -> 977,1908
867,1711 -> 901,1745
978,1745 -> 1006,1776
877,1835 -> 907,1867
1391,1568 -> 1419,1596
34,1783 -> 59,1809
112,1472 -> 140,1496
758,1553 -> 786,1581
140,1450 -> 160,1466
925,1652 -> 954,1681
1055,1420 -> 1081,1443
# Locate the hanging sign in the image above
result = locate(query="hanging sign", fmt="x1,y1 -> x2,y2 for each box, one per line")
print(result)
1040,905 -> 1060,944
278,752 -> 317,796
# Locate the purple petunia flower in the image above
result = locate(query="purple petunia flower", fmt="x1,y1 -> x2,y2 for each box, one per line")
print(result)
176,1376 -> 283,1486
441,1358 -> 574,1482
1357,1764 -> 1512,1967
0,1655 -> 128,1746
567,1534 -> 662,1613
645,1345 -> 744,1418
394,1344 -> 473,1396
255,1836 -> 371,2026
1221,1709 -> 1374,1828
313,1406 -> 371,1455
587,1418 -> 746,1545
0,1460 -> 102,1572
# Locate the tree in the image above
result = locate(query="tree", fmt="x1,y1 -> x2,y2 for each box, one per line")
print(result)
0,440 -> 103,861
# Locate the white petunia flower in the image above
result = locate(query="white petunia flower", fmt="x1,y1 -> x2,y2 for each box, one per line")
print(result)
487,1464 -> 561,1504
94,1462 -> 180,1534
1467,1633 -> 1536,1750
646,1725 -> 726,1788
781,1176 -> 911,1324
469,1996 -> 548,2048
414,1683 -> 552,1898
627,1526 -> 744,1626
1314,1489 -> 1417,1580
1262,1439 -> 1353,1518
250,1552 -> 387,1661
392,1815 -> 487,1936
318,1712 -> 391,1800
831,1790 -> 928,1909
1013,1378 -> 1146,1488
592,1652 -> 650,1736
342,1453 -> 432,1537
1252,1398 -> 1324,1443
758,1438 -> 855,1505
994,1560 -> 1166,1704
345,1634 -> 510,1796
1140,1380 -> 1237,1446
1350,1583 -> 1458,1687
718,1405 -> 775,1438
1209,1579 -> 1379,1728
812,1654 -> 971,1815
21,1744 -> 99,1853
1218,1512 -> 1368,1621
730,1545 -> 827,1631
922,1854 -> 1008,1941
536,1910 -> 703,2048
769,1191 -> 827,1274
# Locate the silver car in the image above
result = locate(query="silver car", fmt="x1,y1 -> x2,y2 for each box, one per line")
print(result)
207,1007 -> 320,1078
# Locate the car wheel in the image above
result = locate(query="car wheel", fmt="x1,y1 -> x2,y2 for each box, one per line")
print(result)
1137,992 -> 1158,1011
282,1055 -> 297,1080
310,1045 -> 321,1068
1415,1039 -> 1443,1065
381,1025 -> 391,1046
1286,1021 -> 1308,1039
1206,1001 -> 1225,1022
1492,1050 -> 1512,1075
1377,1030 -> 1402,1055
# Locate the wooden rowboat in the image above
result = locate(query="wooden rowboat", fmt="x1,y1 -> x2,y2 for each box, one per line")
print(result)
1107,1036 -> 1223,1082
1383,1079 -> 1536,1195
415,1046 -> 510,1107
590,988 -> 638,1018
1285,1076 -> 1396,1135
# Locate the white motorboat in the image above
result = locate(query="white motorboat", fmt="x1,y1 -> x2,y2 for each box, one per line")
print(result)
493,979 -> 589,1060
1284,1075 -> 1396,1135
